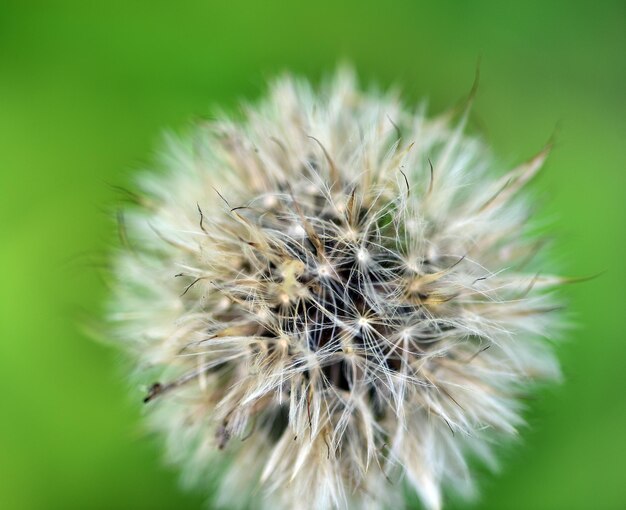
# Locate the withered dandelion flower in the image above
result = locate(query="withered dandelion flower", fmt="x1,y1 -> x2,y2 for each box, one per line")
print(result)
109,68 -> 565,510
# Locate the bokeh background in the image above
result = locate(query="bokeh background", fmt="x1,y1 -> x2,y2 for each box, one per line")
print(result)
1,1 -> 624,509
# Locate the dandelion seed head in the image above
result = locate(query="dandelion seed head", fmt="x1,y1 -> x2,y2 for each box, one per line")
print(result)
109,68 -> 564,510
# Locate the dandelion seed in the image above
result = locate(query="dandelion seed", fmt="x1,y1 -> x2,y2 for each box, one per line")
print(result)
108,68 -> 565,510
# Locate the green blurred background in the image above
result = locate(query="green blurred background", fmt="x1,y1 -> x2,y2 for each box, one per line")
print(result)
1,1 -> 624,509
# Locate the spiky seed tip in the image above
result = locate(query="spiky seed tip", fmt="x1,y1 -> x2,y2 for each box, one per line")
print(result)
109,68 -> 564,510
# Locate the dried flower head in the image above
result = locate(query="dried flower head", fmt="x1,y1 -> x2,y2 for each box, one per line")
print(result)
109,68 -> 564,510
